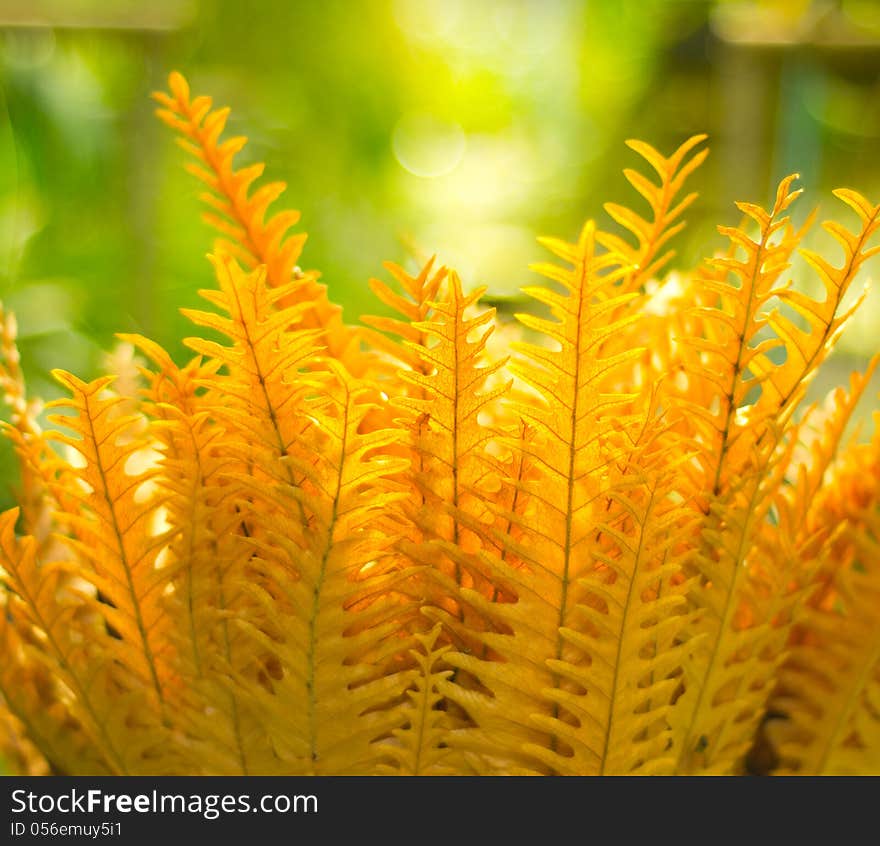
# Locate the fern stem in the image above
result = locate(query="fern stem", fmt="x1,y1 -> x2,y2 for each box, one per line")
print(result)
408,651 -> 437,775
305,385 -> 349,768
176,421 -> 205,677
451,300 -> 461,588
549,239 -> 589,758
228,275 -> 309,529
598,482 -> 655,774
709,212 -> 776,498
674,471 -> 766,773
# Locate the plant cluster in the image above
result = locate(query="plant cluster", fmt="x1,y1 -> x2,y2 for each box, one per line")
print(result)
0,73 -> 878,775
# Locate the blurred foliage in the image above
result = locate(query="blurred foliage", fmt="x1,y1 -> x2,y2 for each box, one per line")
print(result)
2,0 -> 880,504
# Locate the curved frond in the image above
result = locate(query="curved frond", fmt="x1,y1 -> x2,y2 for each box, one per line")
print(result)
153,72 -> 363,369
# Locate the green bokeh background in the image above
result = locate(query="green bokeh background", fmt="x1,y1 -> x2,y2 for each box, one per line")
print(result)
1,1 -> 880,494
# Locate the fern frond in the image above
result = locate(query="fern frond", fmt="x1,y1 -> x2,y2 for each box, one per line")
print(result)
434,222 -> 660,773
0,622 -> 103,776
598,134 -> 708,293
754,189 -> 880,423
226,363 -> 411,773
133,347 -> 226,679
171,256 -> 349,770
743,367 -> 876,775
376,624 -> 466,775
182,255 -> 323,518
779,360 -> 879,537
154,72 -> 304,286
513,220 -> 642,446
559,432 -> 701,775
392,269 -> 512,628
154,72 -> 363,369
45,372 -> 174,723
670,179 -> 877,773
120,336 -> 266,773
679,175 -> 805,495
453,422 -> 703,773
0,306 -> 63,548
362,258 -> 447,385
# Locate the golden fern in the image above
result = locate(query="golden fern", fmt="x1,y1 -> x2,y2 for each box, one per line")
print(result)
666,175 -> 880,774
0,71 -> 878,776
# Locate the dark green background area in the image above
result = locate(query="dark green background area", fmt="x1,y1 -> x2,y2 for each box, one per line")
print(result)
0,0 -> 880,514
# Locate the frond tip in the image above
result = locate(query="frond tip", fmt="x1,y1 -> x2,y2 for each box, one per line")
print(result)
153,71 -> 306,286
599,133 -> 708,290
153,71 -> 363,370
